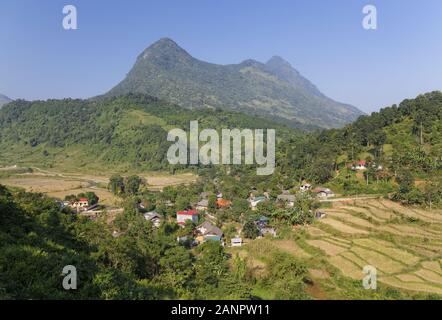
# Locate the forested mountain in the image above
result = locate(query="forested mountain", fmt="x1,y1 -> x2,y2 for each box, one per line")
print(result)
0,94 -> 11,108
0,94 -> 297,172
105,38 -> 363,129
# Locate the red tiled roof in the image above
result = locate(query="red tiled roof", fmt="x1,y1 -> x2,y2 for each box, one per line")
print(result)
79,198 -> 88,202
216,199 -> 232,207
177,210 -> 198,216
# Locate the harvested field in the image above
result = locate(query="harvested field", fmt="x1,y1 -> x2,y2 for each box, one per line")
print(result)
421,261 -> 442,274
318,218 -> 369,235
414,269 -> 442,284
324,211 -> 376,229
353,239 -> 420,265
396,274 -> 426,283
380,277 -> 442,295
340,251 -> 369,269
307,226 -> 330,237
324,237 -> 352,249
328,256 -> 363,280
0,177 -> 88,193
303,199 -> 442,295
309,269 -> 330,279
350,246 -> 405,274
306,240 -> 347,256
272,240 -> 311,259
343,207 -> 386,223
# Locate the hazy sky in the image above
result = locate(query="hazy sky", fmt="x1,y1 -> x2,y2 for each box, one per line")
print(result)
1,0 -> 441,113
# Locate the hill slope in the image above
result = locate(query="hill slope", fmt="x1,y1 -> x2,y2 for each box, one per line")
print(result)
0,94 -> 296,172
0,94 -> 11,108
105,38 -> 363,129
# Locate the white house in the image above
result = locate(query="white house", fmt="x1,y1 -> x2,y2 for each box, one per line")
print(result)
176,210 -> 199,225
196,199 -> 209,211
144,211 -> 162,228
231,237 -> 243,247
313,188 -> 335,198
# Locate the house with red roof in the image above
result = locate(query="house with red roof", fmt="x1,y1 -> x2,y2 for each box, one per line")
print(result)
69,198 -> 90,212
352,160 -> 367,171
216,198 -> 232,209
176,209 -> 199,225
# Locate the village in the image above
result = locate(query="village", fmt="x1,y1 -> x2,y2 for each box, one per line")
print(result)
59,178 -> 339,248
53,157 -> 388,250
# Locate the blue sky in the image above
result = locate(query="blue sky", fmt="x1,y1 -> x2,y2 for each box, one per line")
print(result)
1,0 -> 441,113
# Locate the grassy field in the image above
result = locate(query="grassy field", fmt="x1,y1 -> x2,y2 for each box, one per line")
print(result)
0,166 -> 198,206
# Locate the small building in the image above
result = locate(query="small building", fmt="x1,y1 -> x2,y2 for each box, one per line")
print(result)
196,199 -> 209,211
255,215 -> 270,229
260,227 -> 277,238
352,160 -> 367,171
216,198 -> 232,209
144,211 -> 162,228
231,237 -> 243,247
313,188 -> 335,198
277,194 -> 296,207
69,198 -> 90,212
176,210 -> 199,225
196,221 -> 224,244
249,196 -> 266,210
197,221 -> 223,238
315,211 -> 327,219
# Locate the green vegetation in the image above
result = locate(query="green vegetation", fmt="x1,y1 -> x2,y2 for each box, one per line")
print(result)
105,38 -> 363,129
0,184 -> 312,300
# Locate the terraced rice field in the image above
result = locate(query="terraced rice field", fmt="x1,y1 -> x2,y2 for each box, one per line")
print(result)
306,199 -> 442,295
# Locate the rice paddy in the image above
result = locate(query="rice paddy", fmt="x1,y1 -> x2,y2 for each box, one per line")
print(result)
305,199 -> 442,295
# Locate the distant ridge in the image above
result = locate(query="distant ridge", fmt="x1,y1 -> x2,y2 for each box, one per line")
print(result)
0,94 -> 11,108
105,38 -> 364,128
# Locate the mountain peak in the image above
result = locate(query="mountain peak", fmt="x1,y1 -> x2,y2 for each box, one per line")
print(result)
138,37 -> 191,61
266,55 -> 297,73
267,55 -> 291,66
107,38 -> 364,128
153,37 -> 180,48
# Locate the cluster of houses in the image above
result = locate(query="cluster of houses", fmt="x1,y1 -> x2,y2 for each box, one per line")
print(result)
138,182 -> 337,247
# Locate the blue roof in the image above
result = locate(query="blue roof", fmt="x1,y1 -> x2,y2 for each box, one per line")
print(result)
205,235 -> 222,241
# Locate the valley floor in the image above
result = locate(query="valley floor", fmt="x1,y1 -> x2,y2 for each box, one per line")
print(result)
0,166 -> 197,206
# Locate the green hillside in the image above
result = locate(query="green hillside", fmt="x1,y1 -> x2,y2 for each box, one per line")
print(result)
105,38 -> 363,129
0,94 -> 295,173
1,91 -> 441,206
